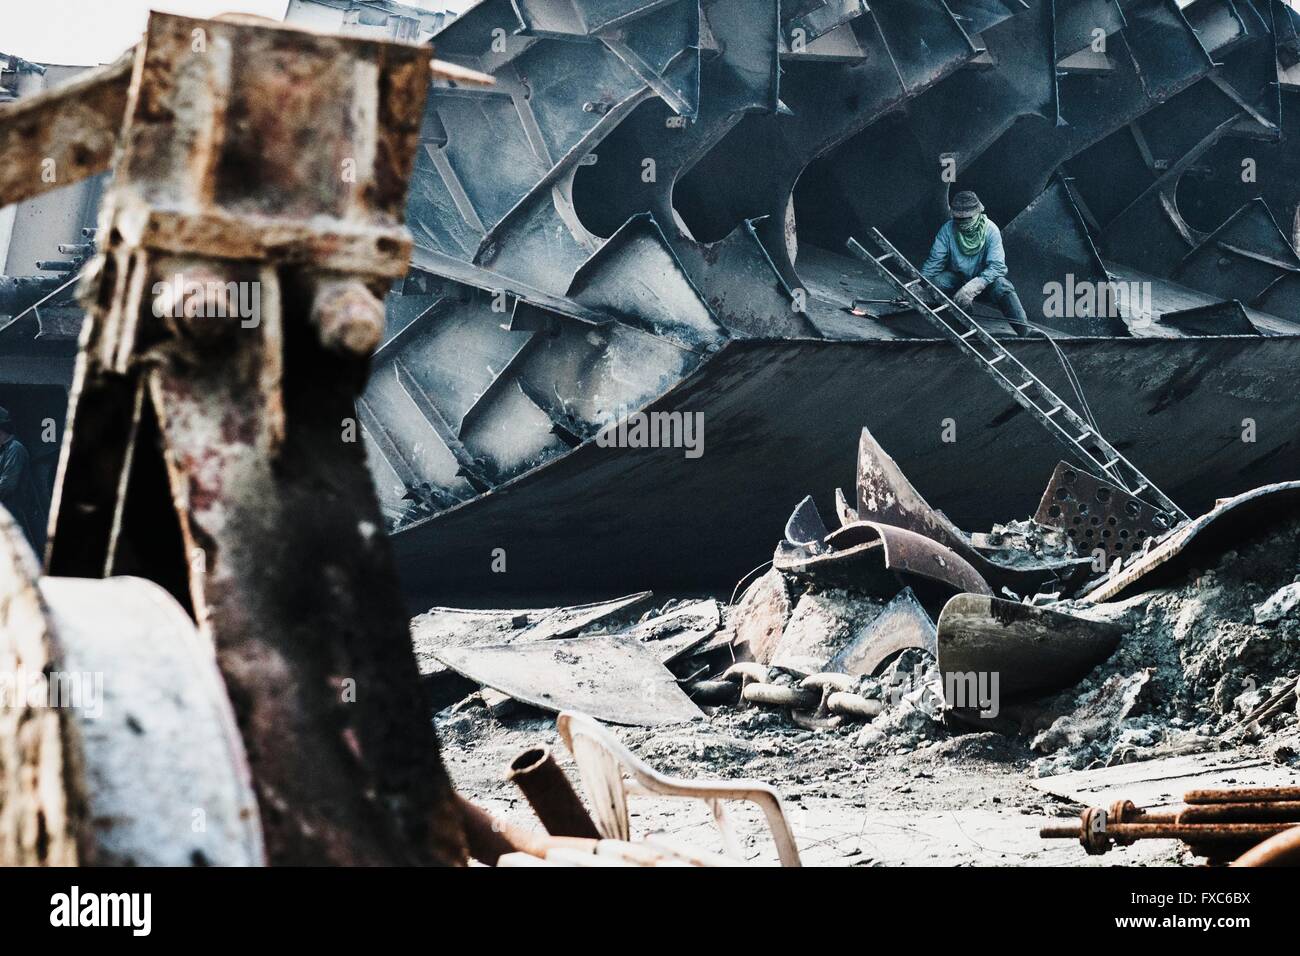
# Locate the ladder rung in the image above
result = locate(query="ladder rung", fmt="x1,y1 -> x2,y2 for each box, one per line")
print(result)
904,279 -> 921,288
874,253 -> 895,263
1016,381 -> 1035,392
932,303 -> 950,313
988,355 -> 1006,366
1077,430 -> 1092,441
1044,405 -> 1063,416
960,329 -> 980,340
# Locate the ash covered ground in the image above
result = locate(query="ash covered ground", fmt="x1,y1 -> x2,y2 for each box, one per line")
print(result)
430,515 -> 1300,866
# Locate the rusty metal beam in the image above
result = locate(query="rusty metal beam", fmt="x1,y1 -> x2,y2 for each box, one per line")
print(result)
41,12 -> 465,866
0,52 -> 131,210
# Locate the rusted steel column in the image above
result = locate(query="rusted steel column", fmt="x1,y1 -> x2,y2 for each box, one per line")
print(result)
45,13 -> 465,865
506,746 -> 601,839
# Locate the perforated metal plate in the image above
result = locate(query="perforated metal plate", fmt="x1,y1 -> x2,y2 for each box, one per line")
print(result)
1034,461 -> 1173,564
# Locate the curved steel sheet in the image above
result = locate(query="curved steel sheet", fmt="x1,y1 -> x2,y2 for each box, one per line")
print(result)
1083,481 -> 1300,603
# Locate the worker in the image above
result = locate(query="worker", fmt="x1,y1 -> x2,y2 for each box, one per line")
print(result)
920,190 -> 1029,332
0,407 -> 45,551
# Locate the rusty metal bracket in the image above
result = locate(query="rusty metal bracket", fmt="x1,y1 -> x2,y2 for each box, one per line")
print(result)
36,12 -> 464,865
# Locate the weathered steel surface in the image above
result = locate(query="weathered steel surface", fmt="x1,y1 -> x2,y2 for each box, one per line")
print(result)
826,587 -> 936,677
391,333 -> 1300,599
0,509 -> 264,866
359,0 -> 1300,563
775,519 -> 992,600
1034,460 -> 1173,565
435,635 -> 705,726
729,568 -> 790,664
41,13 -> 465,866
1083,481 -> 1300,603
0,53 -> 131,209
936,592 -> 1125,703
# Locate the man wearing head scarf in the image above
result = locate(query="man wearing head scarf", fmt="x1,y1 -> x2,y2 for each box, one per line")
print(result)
920,190 -> 1029,333
0,407 -> 46,551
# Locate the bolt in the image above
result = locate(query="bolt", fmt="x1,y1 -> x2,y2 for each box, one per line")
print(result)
311,277 -> 385,357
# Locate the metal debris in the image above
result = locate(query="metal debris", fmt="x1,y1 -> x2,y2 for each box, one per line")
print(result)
1083,481 -> 1300,602
825,587 -> 937,678
936,593 -> 1125,706
435,635 -> 704,726
1034,461 -> 1172,566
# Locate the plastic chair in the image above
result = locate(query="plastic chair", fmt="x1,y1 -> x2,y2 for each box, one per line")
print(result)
556,711 -> 802,867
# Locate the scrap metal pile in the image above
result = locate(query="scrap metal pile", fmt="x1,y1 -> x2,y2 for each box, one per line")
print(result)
424,422 -> 1300,863
362,0 -> 1300,603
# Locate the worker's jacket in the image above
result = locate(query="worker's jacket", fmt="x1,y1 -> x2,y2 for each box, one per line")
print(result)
0,436 -> 45,550
919,219 -> 1009,284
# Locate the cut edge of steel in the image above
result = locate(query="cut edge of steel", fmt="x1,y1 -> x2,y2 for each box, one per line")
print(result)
1083,481 -> 1300,603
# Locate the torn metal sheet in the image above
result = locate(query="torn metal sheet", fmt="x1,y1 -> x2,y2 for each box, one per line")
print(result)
854,428 -> 1089,594
1030,751 -> 1300,811
729,568 -> 790,664
1156,300 -> 1260,336
783,494 -> 830,552
826,587 -> 936,677
936,593 -> 1125,704
1034,461 -> 1173,566
616,597 -> 721,664
769,589 -> 882,677
1084,481 -> 1300,603
434,635 -> 704,726
409,591 -> 654,677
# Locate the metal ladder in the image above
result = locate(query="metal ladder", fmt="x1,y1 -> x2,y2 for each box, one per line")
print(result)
848,229 -> 1188,525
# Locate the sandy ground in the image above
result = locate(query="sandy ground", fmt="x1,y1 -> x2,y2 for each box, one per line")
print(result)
437,703 -> 1183,867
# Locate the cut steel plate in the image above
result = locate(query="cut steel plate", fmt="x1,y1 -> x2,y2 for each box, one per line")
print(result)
1084,481 -> 1300,604
855,428 -> 1091,594
826,587 -> 937,676
936,592 -> 1124,704
434,635 -> 704,726
1034,461 -> 1172,565
774,518 -> 992,599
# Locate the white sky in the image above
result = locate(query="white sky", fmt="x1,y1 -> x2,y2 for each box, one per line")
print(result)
2,0 -> 475,66
3,1 -> 291,65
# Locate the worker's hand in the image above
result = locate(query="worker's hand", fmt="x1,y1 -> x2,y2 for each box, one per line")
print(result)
953,277 -> 988,309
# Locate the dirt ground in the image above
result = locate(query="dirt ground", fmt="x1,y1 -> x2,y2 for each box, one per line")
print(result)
437,703 -> 1185,867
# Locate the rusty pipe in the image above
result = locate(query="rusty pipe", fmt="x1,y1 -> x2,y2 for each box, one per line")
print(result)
1184,787 -> 1300,805
1041,822 -> 1299,841
1177,801 -> 1300,824
505,746 -> 601,839
457,795 -> 597,866
1231,826 -> 1300,867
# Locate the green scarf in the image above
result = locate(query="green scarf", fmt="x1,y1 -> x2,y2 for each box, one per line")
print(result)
954,213 -> 988,256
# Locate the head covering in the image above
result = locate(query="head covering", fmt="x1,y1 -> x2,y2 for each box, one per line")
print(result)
0,407 -> 11,430
950,190 -> 984,220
